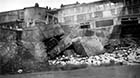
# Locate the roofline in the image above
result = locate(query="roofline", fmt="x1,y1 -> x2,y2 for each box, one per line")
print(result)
0,9 -> 24,14
23,6 -> 46,9
0,6 -> 47,14
60,0 -> 110,9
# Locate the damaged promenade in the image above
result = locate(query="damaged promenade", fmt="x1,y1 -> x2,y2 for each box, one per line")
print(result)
0,0 -> 140,78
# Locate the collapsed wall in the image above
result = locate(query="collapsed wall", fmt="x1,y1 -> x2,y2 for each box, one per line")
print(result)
59,24 -> 121,57
22,21 -> 64,61
0,21 -> 121,61
0,21 -> 65,74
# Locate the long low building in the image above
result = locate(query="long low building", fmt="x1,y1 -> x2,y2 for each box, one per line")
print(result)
57,0 -> 140,38
0,3 -> 58,30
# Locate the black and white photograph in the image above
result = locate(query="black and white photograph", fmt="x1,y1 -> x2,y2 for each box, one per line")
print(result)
0,0 -> 140,78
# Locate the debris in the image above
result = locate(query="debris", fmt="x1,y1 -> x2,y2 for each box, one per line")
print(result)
48,47 -> 140,66
17,69 -> 23,73
48,38 -> 140,66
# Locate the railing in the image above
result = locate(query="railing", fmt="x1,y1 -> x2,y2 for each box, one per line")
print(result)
0,22 -> 23,31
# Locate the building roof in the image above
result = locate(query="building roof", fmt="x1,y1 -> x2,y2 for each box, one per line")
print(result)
60,0 -> 109,9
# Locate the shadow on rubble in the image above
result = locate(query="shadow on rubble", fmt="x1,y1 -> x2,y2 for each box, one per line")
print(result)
0,41 -> 87,75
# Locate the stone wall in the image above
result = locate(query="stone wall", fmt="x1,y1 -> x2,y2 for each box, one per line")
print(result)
0,29 -> 17,60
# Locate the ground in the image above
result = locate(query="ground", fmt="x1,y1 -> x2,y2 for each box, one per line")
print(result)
0,65 -> 140,78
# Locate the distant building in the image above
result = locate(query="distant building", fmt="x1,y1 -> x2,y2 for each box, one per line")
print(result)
119,0 -> 140,25
57,1 -> 124,28
0,3 -> 58,30
0,0 -> 140,36
56,0 -> 140,39
109,0 -> 140,38
57,0 -> 140,27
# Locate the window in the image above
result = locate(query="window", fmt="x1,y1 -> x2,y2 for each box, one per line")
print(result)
104,3 -> 110,9
63,9 -> 71,16
80,24 -> 90,29
19,11 -> 24,20
76,7 -> 81,13
126,0 -> 131,6
133,7 -> 139,14
86,13 -> 92,20
99,5 -> 104,10
128,7 -> 133,14
94,11 -> 103,18
117,7 -> 123,15
64,16 -> 74,23
96,19 -> 114,27
96,5 -> 104,11
103,10 -> 112,17
77,14 -> 86,22
111,9 -> 116,15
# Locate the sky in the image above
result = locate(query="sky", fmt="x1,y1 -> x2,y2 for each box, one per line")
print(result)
0,0 -> 101,12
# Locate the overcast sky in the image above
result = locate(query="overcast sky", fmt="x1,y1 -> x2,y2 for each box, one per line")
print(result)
0,0 -> 101,12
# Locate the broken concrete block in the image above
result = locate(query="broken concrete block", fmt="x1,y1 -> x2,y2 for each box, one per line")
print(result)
72,41 -> 87,57
80,36 -> 104,56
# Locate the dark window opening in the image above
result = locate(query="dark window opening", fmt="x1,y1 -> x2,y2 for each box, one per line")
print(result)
121,20 -> 138,25
43,34 -> 64,52
16,31 -> 22,41
80,24 -> 90,29
84,30 -> 94,36
121,18 -> 129,20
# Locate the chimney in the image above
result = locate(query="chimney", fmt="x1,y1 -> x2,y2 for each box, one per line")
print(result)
35,3 -> 39,7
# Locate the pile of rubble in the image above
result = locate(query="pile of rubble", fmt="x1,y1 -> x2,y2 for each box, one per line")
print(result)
48,40 -> 140,66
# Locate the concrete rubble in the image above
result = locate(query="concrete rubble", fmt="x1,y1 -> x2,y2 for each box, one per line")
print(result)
48,47 -> 140,66
0,20 -> 140,74
0,0 -> 140,76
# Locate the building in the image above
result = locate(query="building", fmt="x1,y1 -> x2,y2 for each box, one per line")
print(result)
57,0 -> 140,38
0,3 -> 62,61
57,1 -> 123,27
0,3 -> 58,31
56,1 -> 124,42
110,0 -> 140,38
